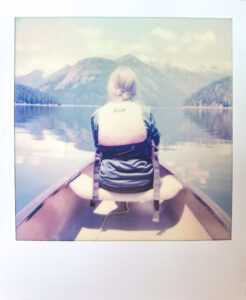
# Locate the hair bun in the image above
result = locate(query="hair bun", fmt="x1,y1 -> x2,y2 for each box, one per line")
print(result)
121,91 -> 131,100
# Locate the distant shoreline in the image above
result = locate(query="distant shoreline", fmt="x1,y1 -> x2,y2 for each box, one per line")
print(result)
14,103 -> 232,109
182,106 -> 232,110
14,103 -> 100,108
15,103 -> 60,107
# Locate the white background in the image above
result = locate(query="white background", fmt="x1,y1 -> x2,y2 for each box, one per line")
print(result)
0,0 -> 246,299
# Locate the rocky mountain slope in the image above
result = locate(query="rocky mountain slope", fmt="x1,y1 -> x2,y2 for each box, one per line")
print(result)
15,70 -> 46,89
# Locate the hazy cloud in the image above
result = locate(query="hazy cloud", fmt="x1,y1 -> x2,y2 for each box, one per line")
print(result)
164,44 -> 180,54
16,43 -> 42,53
125,42 -> 153,56
16,43 -> 25,51
194,30 -> 216,43
152,28 -> 177,41
15,18 -> 231,76
188,31 -> 216,53
77,27 -> 102,38
153,27 -> 217,55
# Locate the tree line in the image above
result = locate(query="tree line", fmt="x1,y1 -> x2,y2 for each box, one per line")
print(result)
14,84 -> 59,105
184,76 -> 232,107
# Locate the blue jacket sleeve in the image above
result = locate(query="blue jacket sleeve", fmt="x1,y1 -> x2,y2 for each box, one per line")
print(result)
91,110 -> 99,148
149,111 -> 160,146
142,106 -> 160,146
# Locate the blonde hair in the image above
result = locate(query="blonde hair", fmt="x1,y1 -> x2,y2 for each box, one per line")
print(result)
107,66 -> 137,102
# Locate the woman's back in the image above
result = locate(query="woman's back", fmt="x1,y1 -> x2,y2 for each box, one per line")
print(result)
91,66 -> 160,193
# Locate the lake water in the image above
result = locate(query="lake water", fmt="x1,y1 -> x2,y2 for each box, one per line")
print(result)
14,105 -> 232,216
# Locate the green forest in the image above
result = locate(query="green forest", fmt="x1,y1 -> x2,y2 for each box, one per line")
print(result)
184,76 -> 232,107
14,84 -> 59,105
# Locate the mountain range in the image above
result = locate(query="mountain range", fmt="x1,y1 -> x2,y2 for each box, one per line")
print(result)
15,55 -> 230,106
15,70 -> 45,89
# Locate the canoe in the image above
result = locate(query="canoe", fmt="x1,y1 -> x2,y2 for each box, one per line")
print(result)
16,154 -> 231,241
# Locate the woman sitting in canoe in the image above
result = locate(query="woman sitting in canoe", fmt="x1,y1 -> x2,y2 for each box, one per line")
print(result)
91,66 -> 160,193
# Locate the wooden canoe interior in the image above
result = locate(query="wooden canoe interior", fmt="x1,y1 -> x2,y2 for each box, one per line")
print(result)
16,162 -> 231,241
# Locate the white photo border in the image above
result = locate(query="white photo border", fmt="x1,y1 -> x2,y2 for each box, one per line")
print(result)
1,0 -> 246,299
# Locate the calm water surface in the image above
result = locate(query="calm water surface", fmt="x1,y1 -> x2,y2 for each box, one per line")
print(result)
14,105 -> 232,216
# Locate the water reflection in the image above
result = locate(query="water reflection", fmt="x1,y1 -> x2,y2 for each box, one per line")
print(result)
15,129 -> 93,212
159,141 -> 232,216
14,105 -> 232,216
152,107 -> 232,146
184,108 -> 232,141
15,106 -> 233,150
15,105 -> 96,151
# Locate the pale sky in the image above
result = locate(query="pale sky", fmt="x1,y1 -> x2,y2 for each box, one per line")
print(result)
15,17 -> 232,76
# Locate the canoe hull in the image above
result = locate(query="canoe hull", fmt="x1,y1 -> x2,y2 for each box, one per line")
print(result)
16,160 -> 231,241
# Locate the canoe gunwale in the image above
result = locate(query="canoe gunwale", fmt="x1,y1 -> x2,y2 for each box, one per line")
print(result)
186,185 -> 231,233
159,158 -> 232,236
16,155 -> 95,228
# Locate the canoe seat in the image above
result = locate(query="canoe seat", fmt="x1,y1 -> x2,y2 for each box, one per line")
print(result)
69,173 -> 183,203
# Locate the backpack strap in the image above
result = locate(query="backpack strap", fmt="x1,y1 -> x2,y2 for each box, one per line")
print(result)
90,148 -> 101,208
152,141 -> 161,222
